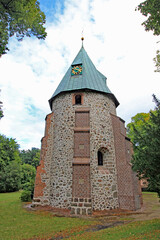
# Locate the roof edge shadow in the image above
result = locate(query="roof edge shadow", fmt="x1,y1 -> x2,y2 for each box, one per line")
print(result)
49,88 -> 119,110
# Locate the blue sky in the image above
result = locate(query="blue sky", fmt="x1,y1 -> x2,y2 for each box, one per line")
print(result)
0,0 -> 159,149
38,0 -> 65,22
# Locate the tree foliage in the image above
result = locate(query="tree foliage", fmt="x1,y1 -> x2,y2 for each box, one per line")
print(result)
127,95 -> 160,196
136,0 -> 160,36
153,50 -> 160,72
0,161 -> 22,192
19,148 -> 40,200
21,163 -> 36,187
0,134 -> 21,192
21,163 -> 36,201
20,147 -> 40,167
0,0 -> 47,56
127,112 -> 150,142
136,0 -> 160,72
0,134 -> 40,196
0,134 -> 20,170
0,101 -> 3,119
0,90 -> 3,119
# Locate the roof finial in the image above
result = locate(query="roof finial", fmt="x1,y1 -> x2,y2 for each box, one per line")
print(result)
81,30 -> 84,47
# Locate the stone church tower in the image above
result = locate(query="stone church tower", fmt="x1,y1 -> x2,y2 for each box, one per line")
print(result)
33,42 -> 142,215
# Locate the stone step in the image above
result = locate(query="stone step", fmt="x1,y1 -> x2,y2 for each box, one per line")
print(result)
71,207 -> 92,215
72,197 -> 92,203
71,202 -> 92,208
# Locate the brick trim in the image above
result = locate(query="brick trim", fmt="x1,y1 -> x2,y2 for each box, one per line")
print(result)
34,112 -> 54,203
74,128 -> 90,132
73,163 -> 90,166
75,107 -> 90,112
72,93 -> 84,105
73,158 -> 90,164
110,113 -> 142,210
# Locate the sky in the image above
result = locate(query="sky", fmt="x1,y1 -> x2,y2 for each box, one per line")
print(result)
0,0 -> 159,150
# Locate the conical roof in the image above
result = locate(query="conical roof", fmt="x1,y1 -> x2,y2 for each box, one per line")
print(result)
49,46 -> 119,108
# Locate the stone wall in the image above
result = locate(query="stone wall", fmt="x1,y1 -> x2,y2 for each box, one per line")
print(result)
87,93 -> 119,210
50,91 -> 119,211
33,90 -> 142,213
49,93 -> 74,209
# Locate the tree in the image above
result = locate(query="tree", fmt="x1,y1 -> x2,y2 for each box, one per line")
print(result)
2,161 -> 21,192
136,0 -> 160,36
0,0 -> 47,56
20,147 -> 40,167
0,134 -> 21,192
19,148 -> 40,201
136,0 -> 160,72
0,134 -> 40,196
127,95 -> 160,197
153,50 -> 160,72
0,90 -> 3,119
0,134 -> 20,170
21,163 -> 36,187
32,150 -> 40,168
127,112 -> 150,143
0,101 -> 3,119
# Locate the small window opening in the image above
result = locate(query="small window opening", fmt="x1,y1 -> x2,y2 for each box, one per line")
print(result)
75,95 -> 81,105
98,151 -> 103,166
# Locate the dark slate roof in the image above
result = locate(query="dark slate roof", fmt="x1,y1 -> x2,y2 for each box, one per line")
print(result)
49,46 -> 119,108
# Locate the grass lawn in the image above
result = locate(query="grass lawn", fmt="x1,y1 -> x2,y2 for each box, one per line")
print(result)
0,191 -> 160,240
69,219 -> 160,240
0,192 -> 94,240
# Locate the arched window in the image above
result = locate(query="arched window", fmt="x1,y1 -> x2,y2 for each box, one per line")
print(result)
98,151 -> 103,166
75,95 -> 82,105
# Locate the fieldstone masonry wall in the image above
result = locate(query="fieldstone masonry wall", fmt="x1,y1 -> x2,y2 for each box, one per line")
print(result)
33,90 -> 142,214
49,94 -> 74,209
87,93 -> 119,211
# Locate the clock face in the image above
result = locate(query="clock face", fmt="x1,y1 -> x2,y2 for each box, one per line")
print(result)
71,65 -> 82,75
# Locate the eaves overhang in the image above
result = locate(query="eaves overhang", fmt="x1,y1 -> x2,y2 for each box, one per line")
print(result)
49,88 -> 119,109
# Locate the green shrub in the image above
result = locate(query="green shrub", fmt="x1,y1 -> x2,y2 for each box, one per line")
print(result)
20,190 -> 31,202
22,178 -> 35,198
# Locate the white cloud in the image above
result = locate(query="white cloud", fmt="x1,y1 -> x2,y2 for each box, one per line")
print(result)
0,0 -> 159,149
